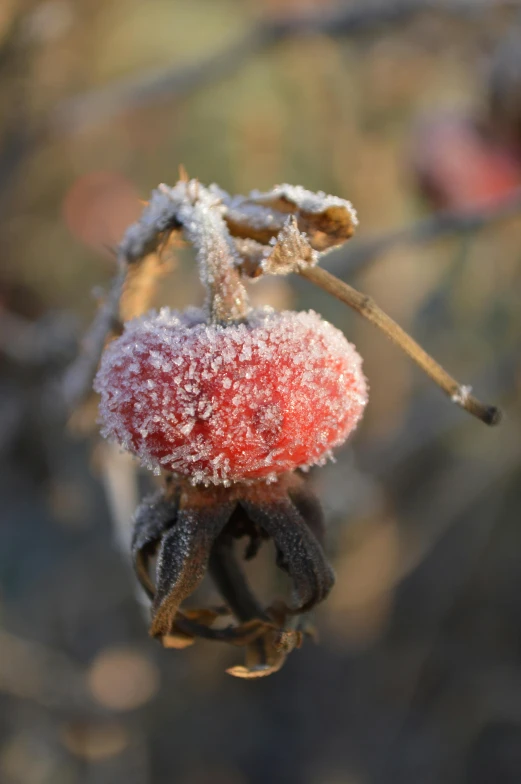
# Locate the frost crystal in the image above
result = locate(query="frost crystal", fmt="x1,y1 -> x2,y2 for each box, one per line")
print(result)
452,384 -> 472,405
261,216 -> 318,276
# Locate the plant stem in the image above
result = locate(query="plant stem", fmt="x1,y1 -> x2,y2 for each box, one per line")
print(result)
181,191 -> 250,325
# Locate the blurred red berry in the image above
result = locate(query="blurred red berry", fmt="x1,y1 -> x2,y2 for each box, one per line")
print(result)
63,171 -> 142,256
411,115 -> 521,210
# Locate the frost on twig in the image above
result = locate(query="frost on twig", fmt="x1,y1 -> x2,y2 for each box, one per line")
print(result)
119,187 -> 183,262
451,384 -> 472,406
163,182 -> 249,323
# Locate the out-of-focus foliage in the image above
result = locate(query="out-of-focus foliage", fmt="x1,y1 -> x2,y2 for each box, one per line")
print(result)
0,1 -> 520,783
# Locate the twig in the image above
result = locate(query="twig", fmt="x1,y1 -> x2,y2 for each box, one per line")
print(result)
62,261 -> 127,411
299,265 -> 501,425
328,187 -> 521,276
50,0 -> 521,134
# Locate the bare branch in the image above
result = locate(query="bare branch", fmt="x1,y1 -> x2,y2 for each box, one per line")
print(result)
62,261 -> 127,411
50,0 -> 521,134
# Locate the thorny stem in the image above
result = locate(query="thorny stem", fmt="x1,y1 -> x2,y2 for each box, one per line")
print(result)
195,204 -> 250,325
300,265 -> 502,426
160,182 -> 250,325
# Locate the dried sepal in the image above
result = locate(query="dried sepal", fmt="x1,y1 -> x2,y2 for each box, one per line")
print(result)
163,607 -> 231,649
242,483 -> 335,614
130,474 -> 333,677
214,183 -> 357,251
226,630 -> 298,678
225,603 -> 316,678
286,472 -> 327,545
131,489 -> 178,599
150,493 -> 235,638
207,525 -> 311,677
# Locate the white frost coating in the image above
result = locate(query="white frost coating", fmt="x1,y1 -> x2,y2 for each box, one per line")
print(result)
452,384 -> 472,405
118,179 -> 357,282
210,182 -> 358,232
94,307 -> 368,485
251,183 -> 359,227
262,216 -> 318,276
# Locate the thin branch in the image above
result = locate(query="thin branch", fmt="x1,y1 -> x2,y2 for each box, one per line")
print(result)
62,260 -> 127,411
49,0 -> 521,134
51,27 -> 270,135
328,187 -> 521,276
299,265 -> 501,425
61,253 -> 171,412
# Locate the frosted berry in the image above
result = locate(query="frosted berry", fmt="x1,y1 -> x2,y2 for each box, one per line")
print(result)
94,306 -> 367,485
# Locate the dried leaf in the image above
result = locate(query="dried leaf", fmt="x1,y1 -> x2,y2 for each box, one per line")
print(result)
216,183 -> 357,251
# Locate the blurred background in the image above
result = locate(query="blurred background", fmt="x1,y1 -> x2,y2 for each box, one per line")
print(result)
1,1 -> 521,782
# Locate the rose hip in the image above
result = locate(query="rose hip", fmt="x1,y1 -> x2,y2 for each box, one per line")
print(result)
94,306 -> 367,485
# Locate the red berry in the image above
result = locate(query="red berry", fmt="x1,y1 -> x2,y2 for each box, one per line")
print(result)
94,307 -> 368,485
